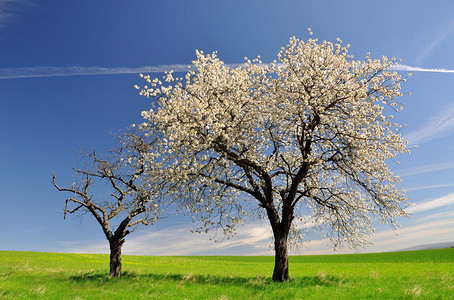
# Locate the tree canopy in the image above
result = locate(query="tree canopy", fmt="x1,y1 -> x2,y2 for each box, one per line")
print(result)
136,32 -> 410,281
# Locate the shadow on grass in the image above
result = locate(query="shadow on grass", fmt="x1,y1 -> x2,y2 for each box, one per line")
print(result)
69,271 -> 342,288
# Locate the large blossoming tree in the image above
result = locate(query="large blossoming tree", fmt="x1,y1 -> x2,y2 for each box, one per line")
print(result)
137,32 -> 410,282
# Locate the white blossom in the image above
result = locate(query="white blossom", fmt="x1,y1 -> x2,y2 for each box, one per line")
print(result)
137,33 -> 410,261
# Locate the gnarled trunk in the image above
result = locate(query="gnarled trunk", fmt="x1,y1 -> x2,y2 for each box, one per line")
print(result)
272,228 -> 289,282
109,239 -> 123,277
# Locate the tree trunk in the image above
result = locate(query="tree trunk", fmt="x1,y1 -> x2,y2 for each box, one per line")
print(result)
109,239 -> 123,277
272,228 -> 289,282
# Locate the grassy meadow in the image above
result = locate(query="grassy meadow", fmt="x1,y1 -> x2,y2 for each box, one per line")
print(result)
0,249 -> 453,299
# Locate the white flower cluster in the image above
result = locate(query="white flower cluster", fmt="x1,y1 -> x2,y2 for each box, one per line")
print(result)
137,33 -> 410,248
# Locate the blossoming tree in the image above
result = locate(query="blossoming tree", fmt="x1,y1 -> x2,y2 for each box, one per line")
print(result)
137,32 -> 410,282
52,132 -> 168,277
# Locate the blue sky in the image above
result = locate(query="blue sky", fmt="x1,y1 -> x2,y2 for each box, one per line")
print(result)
1,0 -> 454,256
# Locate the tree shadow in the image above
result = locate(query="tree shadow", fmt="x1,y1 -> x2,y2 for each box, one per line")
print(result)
68,271 -> 342,288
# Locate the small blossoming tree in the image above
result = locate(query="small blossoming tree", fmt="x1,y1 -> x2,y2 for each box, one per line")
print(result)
52,131 -> 168,277
137,32 -> 410,282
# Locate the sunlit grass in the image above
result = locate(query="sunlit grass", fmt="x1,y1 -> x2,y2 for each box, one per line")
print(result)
0,249 -> 453,299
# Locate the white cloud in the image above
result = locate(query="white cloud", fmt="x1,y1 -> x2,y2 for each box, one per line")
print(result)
0,63 -> 245,79
403,102 -> 454,145
0,65 -> 192,79
419,210 -> 454,222
59,223 -> 274,256
392,64 -> 454,74
370,225 -> 454,252
122,223 -> 273,256
54,240 -> 107,254
406,183 -> 454,191
3,61 -> 454,80
299,211 -> 454,254
414,20 -> 454,65
0,0 -> 29,29
370,214 -> 454,249
124,223 -> 271,255
51,209 -> 454,256
398,161 -> 454,177
407,192 -> 454,213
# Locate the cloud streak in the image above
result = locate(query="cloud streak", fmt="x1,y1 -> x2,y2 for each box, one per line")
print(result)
122,223 -> 273,256
60,223 -> 274,256
0,0 -> 29,29
392,64 -> 454,74
300,210 -> 454,254
406,183 -> 454,192
1,63 -> 454,80
398,161 -> 454,177
48,208 -> 454,256
0,65 -> 193,79
414,19 -> 454,65
408,192 -> 454,213
403,102 -> 454,145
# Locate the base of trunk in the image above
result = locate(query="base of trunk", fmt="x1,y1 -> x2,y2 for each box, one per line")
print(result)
272,268 -> 289,282
272,259 -> 289,282
273,233 -> 289,282
109,241 -> 123,277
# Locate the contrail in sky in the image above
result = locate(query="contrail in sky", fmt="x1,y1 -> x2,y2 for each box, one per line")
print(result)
0,65 -> 192,79
0,64 -> 453,79
391,64 -> 454,74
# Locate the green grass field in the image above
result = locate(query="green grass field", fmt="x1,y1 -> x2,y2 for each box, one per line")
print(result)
0,249 -> 453,299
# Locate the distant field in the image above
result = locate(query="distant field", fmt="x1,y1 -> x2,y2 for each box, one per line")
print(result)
0,249 -> 453,299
